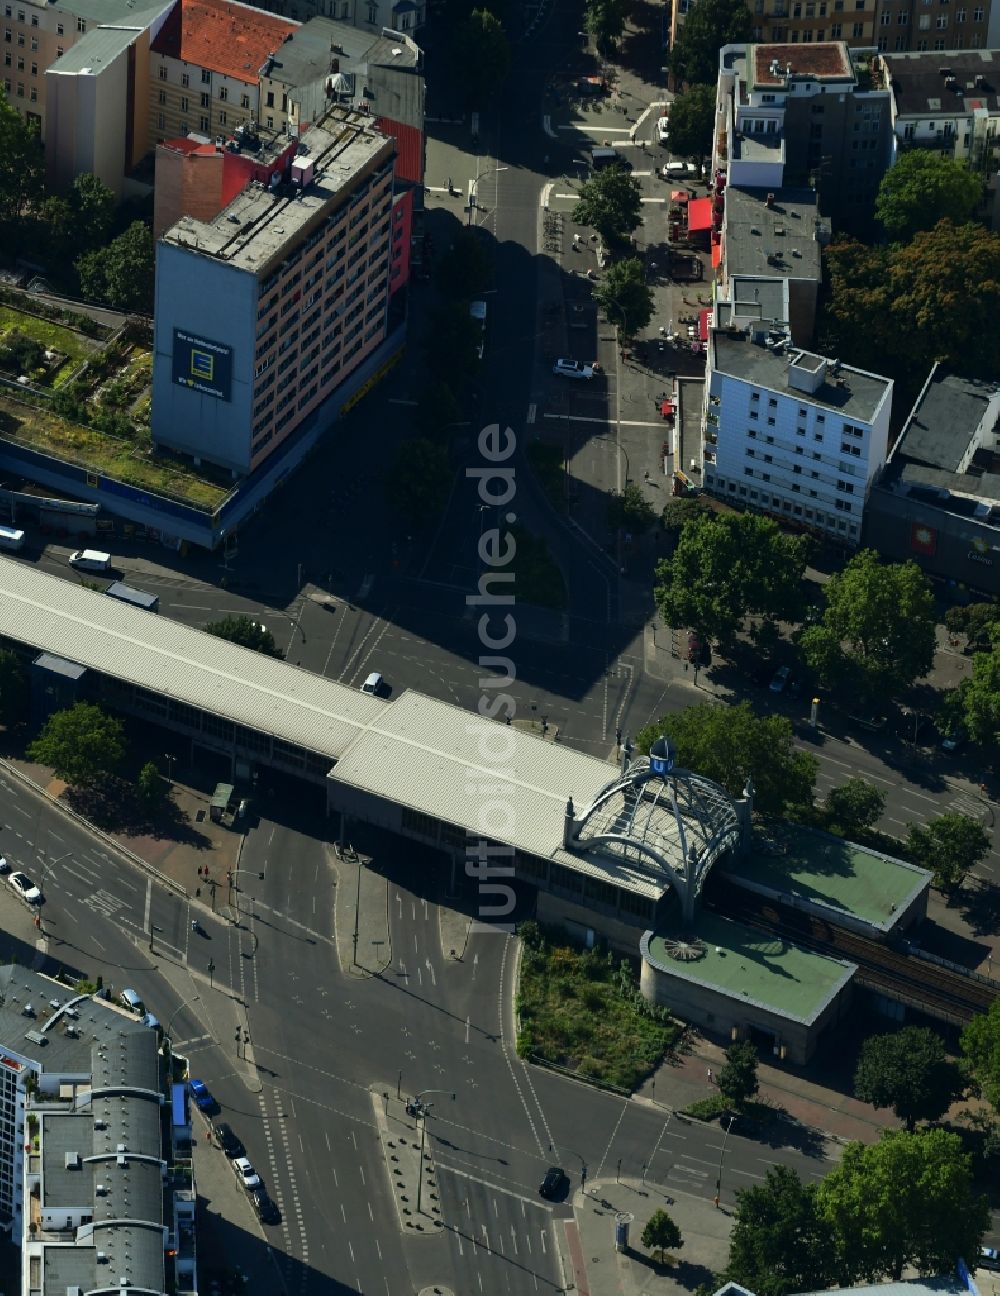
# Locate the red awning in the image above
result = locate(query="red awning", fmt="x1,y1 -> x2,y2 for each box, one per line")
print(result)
687,197 -> 714,231
660,400 -> 675,418
711,241 -> 723,268
699,308 -> 713,342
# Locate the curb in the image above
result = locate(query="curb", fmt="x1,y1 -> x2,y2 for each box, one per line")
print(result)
0,757 -> 187,898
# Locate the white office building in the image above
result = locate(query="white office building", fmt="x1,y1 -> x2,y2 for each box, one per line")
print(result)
703,325 -> 892,546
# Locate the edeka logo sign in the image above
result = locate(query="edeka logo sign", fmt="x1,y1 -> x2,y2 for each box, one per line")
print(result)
171,329 -> 233,402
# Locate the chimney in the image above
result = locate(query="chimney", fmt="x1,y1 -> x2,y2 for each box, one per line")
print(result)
563,797 -> 577,851
766,192 -> 775,207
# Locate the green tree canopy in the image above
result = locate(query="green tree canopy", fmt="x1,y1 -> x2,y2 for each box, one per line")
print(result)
814,1129 -> 989,1282
27,702 -> 126,788
594,257 -> 653,337
136,760 -> 169,811
661,496 -> 713,540
634,702 -> 817,815
0,649 -> 28,727
573,167 -> 643,246
654,511 -> 811,646
907,812 -> 990,891
825,778 -> 886,833
669,0 -> 751,86
452,9 -> 510,107
823,222 -> 1000,383
641,1207 -> 683,1261
874,152 -> 982,242
205,615 -> 282,658
948,627 -> 1000,749
385,437 -> 452,530
725,1166 -> 836,1296
69,173 -> 117,251
799,550 -> 936,704
854,1027 -> 964,1130
435,227 -> 493,300
76,221 -> 154,313
0,87 -> 43,227
718,1040 -> 759,1110
585,0 -> 628,52
608,482 -> 656,534
664,84 -> 716,160
945,601 -> 1000,651
961,997 -> 1000,1113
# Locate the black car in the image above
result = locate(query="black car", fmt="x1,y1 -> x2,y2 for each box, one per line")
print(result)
539,1166 -> 569,1200
251,1188 -> 281,1225
211,1122 -> 245,1160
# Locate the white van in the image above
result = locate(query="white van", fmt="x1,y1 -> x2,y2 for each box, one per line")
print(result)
69,549 -> 112,572
0,526 -> 25,551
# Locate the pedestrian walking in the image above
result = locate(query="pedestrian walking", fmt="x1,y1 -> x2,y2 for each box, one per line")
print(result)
707,1067 -> 713,1083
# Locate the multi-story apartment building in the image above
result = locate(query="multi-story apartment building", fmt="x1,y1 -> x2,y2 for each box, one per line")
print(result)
152,104 -> 396,476
716,42 -> 893,235
148,0 -> 297,145
670,0 -> 876,57
703,326 -> 892,546
254,0 -> 424,36
873,0 -> 991,51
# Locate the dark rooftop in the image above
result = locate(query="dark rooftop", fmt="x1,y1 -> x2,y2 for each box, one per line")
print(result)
724,186 -> 825,283
879,48 -> 1000,116
892,369 -> 999,472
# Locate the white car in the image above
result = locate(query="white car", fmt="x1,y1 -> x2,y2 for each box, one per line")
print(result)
552,359 -> 595,380
655,114 -> 670,144
234,1157 -> 261,1191
662,161 -> 696,177
0,855 -> 9,875
8,871 -> 42,904
361,671 -> 384,696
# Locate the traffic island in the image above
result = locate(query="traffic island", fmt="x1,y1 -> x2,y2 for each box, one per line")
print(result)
370,1085 -> 444,1235
333,846 -> 390,977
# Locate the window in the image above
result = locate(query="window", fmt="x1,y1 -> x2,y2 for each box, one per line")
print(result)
749,410 -> 759,420
158,89 -> 165,104
219,85 -> 227,100
768,397 -> 777,407
793,464 -> 802,474
750,392 -> 760,402
56,44 -> 62,54
266,90 -> 274,107
201,67 -> 211,83
266,115 -> 273,127
180,95 -> 188,111
2,52 -> 8,65
76,16 -> 85,30
15,55 -> 21,68
974,4 -> 983,16
830,19 -> 842,30
241,92 -> 250,108
56,21 -> 63,33
880,8 -> 891,20
30,11 -> 36,22
957,6 -> 965,16
15,79 -> 21,94
200,91 -> 209,107
852,20 -> 863,31
158,64 -> 167,80
182,72 -> 189,87
219,110 -> 226,125
199,114 -> 209,130
367,0 -> 377,18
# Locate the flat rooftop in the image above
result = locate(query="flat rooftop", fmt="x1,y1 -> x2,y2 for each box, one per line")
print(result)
752,41 -> 854,88
713,331 -> 891,422
163,106 -> 391,274
723,823 -> 930,931
644,909 -> 855,1024
880,48 -> 1000,116
723,186 -> 824,283
48,25 -> 139,74
892,369 -> 999,473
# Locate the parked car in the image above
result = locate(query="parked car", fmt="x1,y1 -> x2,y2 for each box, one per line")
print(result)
979,1247 -> 1000,1272
769,666 -> 792,694
552,359 -> 595,380
655,114 -> 670,144
212,1122 -> 245,1159
234,1156 -> 261,1191
361,671 -> 384,696
662,160 -> 696,177
68,549 -> 112,573
251,1187 -> 281,1225
8,871 -> 42,904
539,1166 -> 569,1200
189,1079 -> 218,1114
0,855 -> 10,874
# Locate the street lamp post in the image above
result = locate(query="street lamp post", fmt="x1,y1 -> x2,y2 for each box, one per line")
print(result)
409,1089 -> 455,1215
715,1114 -> 735,1207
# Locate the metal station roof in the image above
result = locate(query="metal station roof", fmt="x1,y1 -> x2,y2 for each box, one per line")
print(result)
0,556 -> 384,761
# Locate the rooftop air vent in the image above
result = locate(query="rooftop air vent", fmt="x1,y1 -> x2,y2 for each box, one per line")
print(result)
96,1184 -> 108,1196
96,1251 -> 108,1263
65,1152 -> 81,1170
23,1003 -> 34,1017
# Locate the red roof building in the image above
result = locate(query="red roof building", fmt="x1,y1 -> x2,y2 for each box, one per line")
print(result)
151,0 -> 298,83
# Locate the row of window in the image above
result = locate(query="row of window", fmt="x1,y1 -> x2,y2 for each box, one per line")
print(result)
2,76 -> 35,99
711,475 -> 859,535
3,53 -> 36,72
880,31 -> 983,43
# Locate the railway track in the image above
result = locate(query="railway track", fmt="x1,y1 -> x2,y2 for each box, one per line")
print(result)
707,878 -> 996,1026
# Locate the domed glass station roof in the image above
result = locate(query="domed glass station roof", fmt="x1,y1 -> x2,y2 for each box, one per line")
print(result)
566,738 -> 745,923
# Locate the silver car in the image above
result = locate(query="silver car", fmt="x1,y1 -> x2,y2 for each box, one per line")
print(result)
552,359 -> 595,380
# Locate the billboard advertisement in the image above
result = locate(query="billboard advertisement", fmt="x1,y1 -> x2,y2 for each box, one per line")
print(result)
171,329 -> 233,402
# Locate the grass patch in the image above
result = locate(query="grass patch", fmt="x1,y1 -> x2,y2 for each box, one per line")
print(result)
511,524 -> 567,610
680,1093 -> 729,1120
0,306 -> 100,387
0,394 -> 230,512
526,440 -> 567,513
515,921 -> 680,1092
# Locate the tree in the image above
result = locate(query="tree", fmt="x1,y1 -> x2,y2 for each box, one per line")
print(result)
205,615 -> 282,658
825,778 -> 886,833
907,813 -> 990,891
68,173 -> 116,251
0,649 -> 28,727
585,0 -> 628,53
27,702 -> 126,788
573,167 -> 643,246
854,1027 -> 964,1130
641,1208 -> 683,1261
385,437 -> 452,530
814,1129 -> 989,1282
961,997 -> 1000,1113
76,221 -> 154,313
594,257 -> 653,337
726,1166 -> 837,1296
435,228 -> 493,300
875,153 -> 982,243
661,496 -> 713,540
414,380 -> 462,439
608,482 -> 656,534
664,84 -> 716,161
949,628 -> 1000,749
945,601 -> 1000,651
654,511 -> 811,647
634,702 -> 817,816
669,0 -> 751,86
0,87 -> 43,226
718,1040 -> 759,1110
0,330 -> 45,376
799,550 -> 935,704
424,301 -> 483,380
136,760 -> 169,812
824,223 -> 1000,383
452,10 -> 510,107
